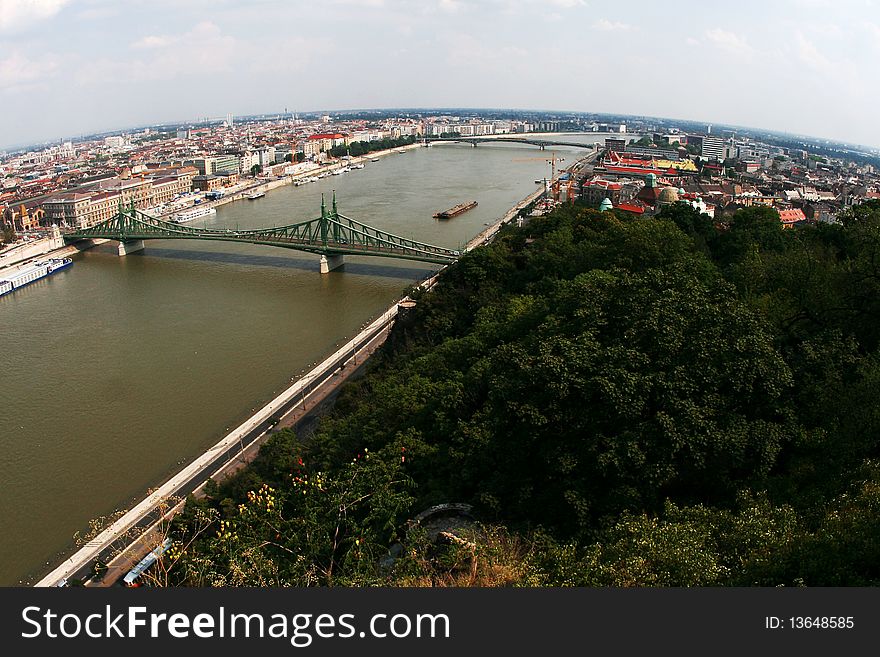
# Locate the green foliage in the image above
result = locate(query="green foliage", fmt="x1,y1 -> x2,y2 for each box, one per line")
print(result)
328,135 -> 417,158
170,436 -> 414,586
167,198 -> 880,587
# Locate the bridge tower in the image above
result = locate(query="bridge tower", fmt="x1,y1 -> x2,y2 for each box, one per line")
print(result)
318,192 -> 344,274
117,201 -> 145,256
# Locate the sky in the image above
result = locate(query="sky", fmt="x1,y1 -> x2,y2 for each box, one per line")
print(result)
1,0 -> 878,149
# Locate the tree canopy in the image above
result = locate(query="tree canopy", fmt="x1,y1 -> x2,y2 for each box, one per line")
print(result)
163,199 -> 880,586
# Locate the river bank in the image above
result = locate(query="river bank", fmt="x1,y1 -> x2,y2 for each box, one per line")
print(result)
5,140 -> 581,586
33,156 -> 563,587
0,143 -> 423,280
159,141 -> 422,219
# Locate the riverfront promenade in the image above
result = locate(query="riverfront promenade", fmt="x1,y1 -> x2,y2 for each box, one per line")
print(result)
157,142 -> 423,220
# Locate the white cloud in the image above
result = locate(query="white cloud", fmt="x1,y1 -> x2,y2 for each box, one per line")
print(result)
794,31 -> 833,73
0,51 -> 57,91
329,0 -> 386,6
127,21 -> 230,55
704,28 -> 754,55
445,33 -> 529,70
0,0 -> 69,31
438,0 -> 464,11
131,35 -> 174,49
592,19 -> 634,31
82,22 -> 237,83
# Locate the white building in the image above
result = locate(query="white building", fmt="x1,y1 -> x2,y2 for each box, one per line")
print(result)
104,136 -> 126,149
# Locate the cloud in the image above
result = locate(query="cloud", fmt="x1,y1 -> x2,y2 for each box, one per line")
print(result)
127,21 -> 231,56
483,0 -> 584,11
0,0 -> 70,31
0,51 -> 58,92
132,35 -> 174,49
329,0 -> 386,6
81,22 -> 237,84
592,19 -> 634,31
445,33 -> 529,70
794,31 -> 833,73
438,0 -> 464,11
704,28 -> 754,55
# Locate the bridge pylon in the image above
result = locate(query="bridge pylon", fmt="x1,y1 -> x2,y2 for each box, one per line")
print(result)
117,239 -> 145,256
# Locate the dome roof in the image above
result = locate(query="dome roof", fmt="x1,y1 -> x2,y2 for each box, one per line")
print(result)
658,187 -> 679,203
599,197 -> 613,212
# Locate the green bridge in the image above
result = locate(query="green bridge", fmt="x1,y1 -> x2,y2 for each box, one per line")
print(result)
63,193 -> 460,273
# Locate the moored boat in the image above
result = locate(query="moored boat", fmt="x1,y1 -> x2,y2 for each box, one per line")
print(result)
174,206 -> 217,223
0,257 -> 73,298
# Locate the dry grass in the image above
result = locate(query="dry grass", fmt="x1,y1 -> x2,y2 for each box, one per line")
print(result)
393,525 -> 539,587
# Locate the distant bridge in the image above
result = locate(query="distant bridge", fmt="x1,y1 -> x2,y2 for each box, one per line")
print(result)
63,194 -> 459,273
428,136 -> 598,151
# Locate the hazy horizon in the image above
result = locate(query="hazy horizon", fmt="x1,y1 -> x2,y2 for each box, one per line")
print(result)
2,0 -> 878,150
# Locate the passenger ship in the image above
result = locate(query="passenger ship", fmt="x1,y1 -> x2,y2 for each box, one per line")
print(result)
0,257 -> 73,297
173,206 -> 217,223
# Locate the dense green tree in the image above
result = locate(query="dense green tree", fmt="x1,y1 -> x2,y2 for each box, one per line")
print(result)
165,200 -> 880,587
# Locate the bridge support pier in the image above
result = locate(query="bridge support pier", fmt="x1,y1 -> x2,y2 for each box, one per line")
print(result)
117,240 -> 145,256
319,254 -> 345,274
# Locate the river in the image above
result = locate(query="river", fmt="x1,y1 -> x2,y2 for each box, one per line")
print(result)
0,134 -> 613,585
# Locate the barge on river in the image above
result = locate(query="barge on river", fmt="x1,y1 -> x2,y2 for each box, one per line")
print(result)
433,200 -> 478,219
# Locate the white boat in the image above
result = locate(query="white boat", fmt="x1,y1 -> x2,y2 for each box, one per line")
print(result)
174,206 -> 217,223
0,257 -> 73,297
371,158 -> 380,162
351,163 -> 365,169
246,191 -> 265,200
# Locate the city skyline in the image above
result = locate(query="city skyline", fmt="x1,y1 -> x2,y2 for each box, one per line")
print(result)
1,0 -> 879,149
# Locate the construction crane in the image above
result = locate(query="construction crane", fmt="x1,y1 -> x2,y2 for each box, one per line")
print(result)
512,152 -> 566,200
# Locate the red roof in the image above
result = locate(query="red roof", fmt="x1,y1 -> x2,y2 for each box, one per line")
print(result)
308,133 -> 345,140
778,208 -> 806,224
617,202 -> 646,214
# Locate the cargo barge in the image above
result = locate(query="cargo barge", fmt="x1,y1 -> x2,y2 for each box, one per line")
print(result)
433,200 -> 478,219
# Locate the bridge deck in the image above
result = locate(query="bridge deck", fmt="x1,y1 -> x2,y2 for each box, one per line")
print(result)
63,196 -> 460,267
